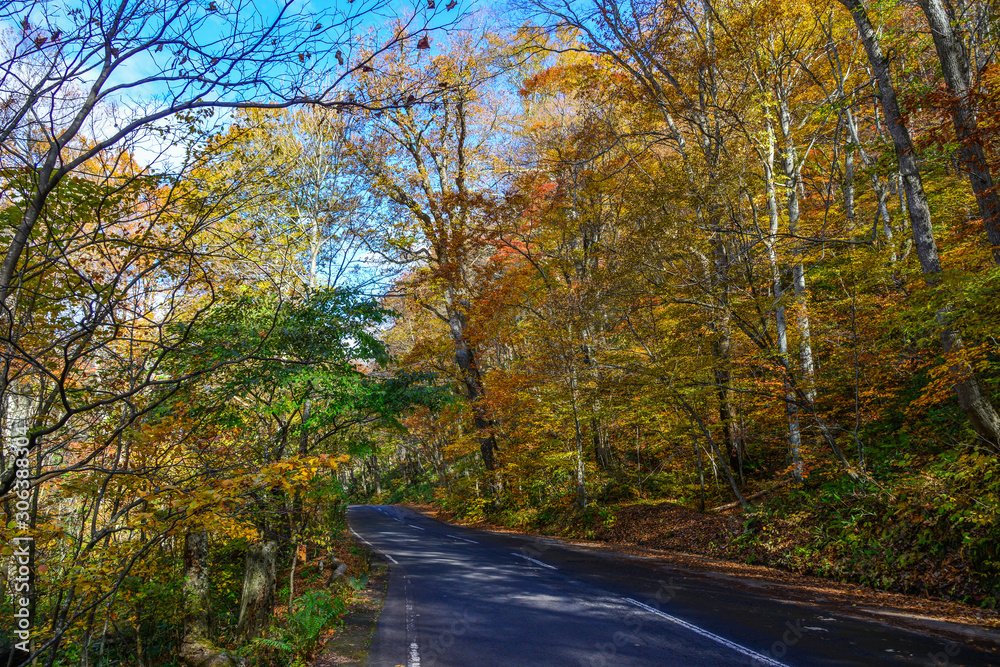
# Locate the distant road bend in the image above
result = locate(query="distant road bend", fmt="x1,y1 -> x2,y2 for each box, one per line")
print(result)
348,505 -> 998,666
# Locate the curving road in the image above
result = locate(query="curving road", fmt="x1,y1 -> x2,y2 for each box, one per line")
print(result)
347,504 -> 999,666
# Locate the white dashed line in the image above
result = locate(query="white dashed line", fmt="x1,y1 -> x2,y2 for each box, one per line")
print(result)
352,524 -> 397,565
624,598 -> 788,667
349,527 -> 374,548
409,525 -> 426,531
447,534 -> 477,544
405,577 -> 420,667
511,552 -> 557,570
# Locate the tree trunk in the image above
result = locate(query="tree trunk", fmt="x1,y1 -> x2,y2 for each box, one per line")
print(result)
765,118 -> 805,482
591,417 -> 613,470
179,531 -> 237,667
844,137 -> 857,223
777,96 -> 817,403
569,367 -> 587,510
445,288 -> 498,470
917,0 -> 1000,263
939,310 -> 1000,450
288,544 -> 298,611
841,0 -> 1000,449
371,453 -> 381,496
828,27 -> 895,252
791,263 -> 815,399
710,236 -> 743,481
677,394 -> 746,508
694,438 -> 706,512
236,540 -> 278,640
714,323 -> 742,479
839,0 -> 942,274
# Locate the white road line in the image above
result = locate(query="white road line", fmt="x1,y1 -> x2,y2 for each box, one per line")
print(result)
409,525 -> 426,531
447,534 -> 477,544
349,527 -> 374,548
405,577 -> 421,667
511,552 -> 557,570
624,598 -> 788,667
351,526 -> 398,565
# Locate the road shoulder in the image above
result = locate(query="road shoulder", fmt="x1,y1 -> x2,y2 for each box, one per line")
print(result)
309,540 -> 391,667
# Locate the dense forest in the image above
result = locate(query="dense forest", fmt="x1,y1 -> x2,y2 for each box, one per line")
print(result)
2,0 -> 1000,664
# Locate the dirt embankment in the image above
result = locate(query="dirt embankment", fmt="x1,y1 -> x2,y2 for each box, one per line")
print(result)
593,501 -> 744,552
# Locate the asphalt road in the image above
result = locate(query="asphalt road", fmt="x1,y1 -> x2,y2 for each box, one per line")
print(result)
347,504 -> 998,666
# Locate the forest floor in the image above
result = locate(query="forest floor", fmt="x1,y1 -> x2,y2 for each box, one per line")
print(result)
400,500 -> 1000,649
308,539 -> 390,667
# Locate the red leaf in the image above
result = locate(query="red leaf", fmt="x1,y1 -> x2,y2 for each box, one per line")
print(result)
298,53 -> 305,63
417,35 -> 430,50
336,51 -> 344,65
447,0 -> 457,9
428,0 -> 436,8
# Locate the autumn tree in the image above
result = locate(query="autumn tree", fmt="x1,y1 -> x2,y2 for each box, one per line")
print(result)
837,0 -> 1000,449
348,33 -> 509,471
